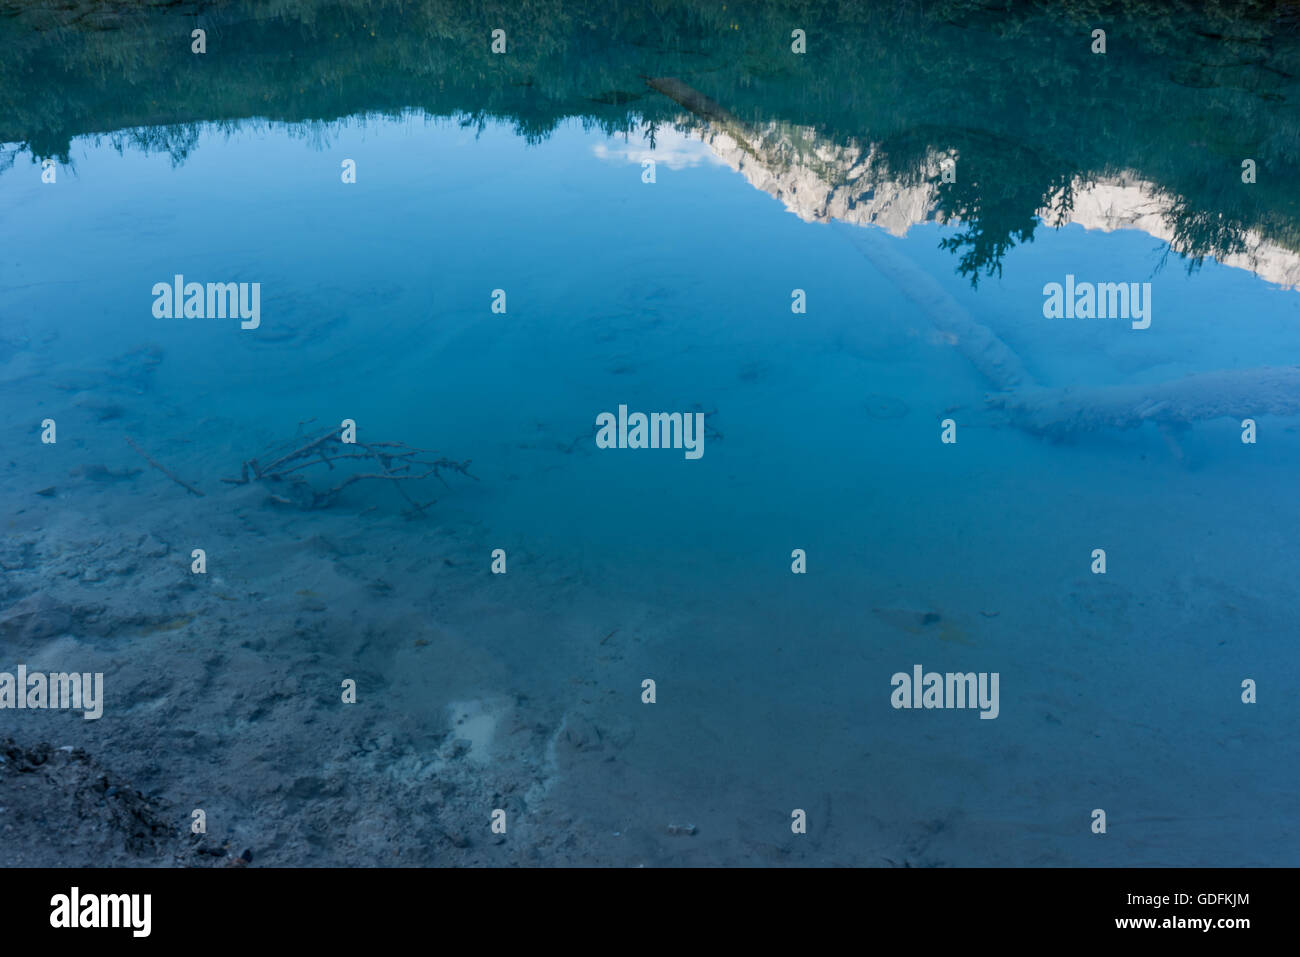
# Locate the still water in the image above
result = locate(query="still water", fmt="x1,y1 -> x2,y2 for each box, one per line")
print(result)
1,0 -> 1298,866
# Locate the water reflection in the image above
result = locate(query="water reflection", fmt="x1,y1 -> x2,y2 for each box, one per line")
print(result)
3,0 -> 1298,285
2,0 -> 1300,870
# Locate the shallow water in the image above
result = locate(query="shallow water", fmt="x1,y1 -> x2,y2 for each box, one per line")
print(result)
1,0 -> 1298,866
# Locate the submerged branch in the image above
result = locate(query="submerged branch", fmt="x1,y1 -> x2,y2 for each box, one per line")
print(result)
125,435 -> 204,497
223,429 -> 475,511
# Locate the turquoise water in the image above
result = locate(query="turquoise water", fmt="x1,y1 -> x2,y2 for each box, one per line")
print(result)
2,1 -> 1299,867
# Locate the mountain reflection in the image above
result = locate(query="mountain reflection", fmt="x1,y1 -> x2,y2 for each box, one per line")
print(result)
2,0 -> 1297,285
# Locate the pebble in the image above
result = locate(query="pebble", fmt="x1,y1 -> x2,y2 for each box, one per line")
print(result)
442,828 -> 471,848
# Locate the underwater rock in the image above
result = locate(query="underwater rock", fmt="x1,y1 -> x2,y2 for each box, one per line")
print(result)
69,463 -> 142,483
135,533 -> 170,558
0,738 -> 178,863
873,607 -> 976,646
0,592 -> 74,641
441,826 -> 471,849
557,712 -> 602,754
863,394 -> 910,419
74,399 -> 127,422
872,607 -> 941,633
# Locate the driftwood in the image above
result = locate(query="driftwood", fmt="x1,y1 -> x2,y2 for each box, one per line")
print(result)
843,207 -> 1300,439
125,435 -> 204,497
834,222 -> 1031,390
651,75 -> 1032,393
222,427 -> 475,513
986,366 -> 1300,437
832,145 -> 1295,438
651,74 -> 1300,442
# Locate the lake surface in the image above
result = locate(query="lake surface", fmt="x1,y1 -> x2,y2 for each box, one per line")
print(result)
1,0 -> 1298,866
